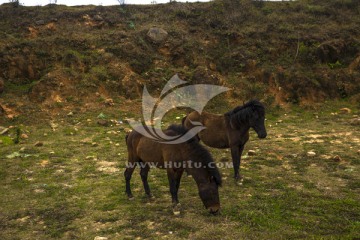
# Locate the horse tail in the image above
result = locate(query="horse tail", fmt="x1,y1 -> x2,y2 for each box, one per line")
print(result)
125,134 -> 129,144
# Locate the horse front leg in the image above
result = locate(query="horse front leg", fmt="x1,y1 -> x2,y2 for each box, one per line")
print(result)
140,163 -> 153,199
167,168 -> 184,215
231,145 -> 244,183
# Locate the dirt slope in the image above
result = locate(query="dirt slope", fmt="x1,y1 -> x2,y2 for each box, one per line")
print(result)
0,0 -> 359,119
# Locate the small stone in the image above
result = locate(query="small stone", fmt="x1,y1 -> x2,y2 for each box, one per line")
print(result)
21,133 -> 29,139
0,128 -> 9,135
307,151 -> 316,157
67,112 -> 74,116
91,142 -> 98,147
93,14 -> 103,21
97,119 -> 110,127
333,155 -> 342,162
19,147 -> 26,152
248,150 -> 256,156
147,27 -> 168,43
124,128 -> 132,133
104,98 -> 114,106
94,237 -> 108,240
49,151 -> 55,155
34,141 -> 43,147
350,118 -> 360,126
35,20 -> 45,25
339,108 -> 351,114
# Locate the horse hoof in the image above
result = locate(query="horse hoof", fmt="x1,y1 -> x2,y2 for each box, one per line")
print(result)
172,204 -> 181,216
236,178 -> 244,186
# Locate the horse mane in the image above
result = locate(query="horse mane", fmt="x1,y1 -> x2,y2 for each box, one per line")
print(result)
165,124 -> 198,143
166,124 -> 222,186
225,100 -> 265,129
188,141 -> 222,186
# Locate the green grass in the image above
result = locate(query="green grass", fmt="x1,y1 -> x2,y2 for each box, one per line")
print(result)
0,102 -> 360,239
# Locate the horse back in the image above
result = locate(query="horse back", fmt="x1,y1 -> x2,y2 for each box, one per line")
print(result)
184,111 -> 229,148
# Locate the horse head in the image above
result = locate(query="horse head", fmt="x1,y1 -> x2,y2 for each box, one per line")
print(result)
227,100 -> 267,139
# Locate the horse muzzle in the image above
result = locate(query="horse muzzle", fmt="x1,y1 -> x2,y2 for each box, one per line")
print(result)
208,205 -> 220,215
258,132 -> 267,139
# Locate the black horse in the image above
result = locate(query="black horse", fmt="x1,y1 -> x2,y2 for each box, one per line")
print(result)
182,100 -> 267,183
125,124 -> 222,214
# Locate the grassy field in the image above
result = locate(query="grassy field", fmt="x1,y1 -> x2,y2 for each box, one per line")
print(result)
0,101 -> 359,239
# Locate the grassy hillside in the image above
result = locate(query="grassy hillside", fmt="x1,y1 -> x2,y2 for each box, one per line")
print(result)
0,0 -> 360,120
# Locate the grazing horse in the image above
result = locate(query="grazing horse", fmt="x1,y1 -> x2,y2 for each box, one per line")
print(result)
182,100 -> 267,182
124,125 -> 222,214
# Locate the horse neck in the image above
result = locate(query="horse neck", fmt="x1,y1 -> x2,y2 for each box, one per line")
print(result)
225,114 -> 251,134
183,146 -> 211,185
186,164 -> 210,185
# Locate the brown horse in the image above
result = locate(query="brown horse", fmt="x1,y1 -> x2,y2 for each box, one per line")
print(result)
182,100 -> 267,182
124,124 -> 222,214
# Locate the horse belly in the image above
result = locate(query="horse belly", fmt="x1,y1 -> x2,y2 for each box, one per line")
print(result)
199,130 -> 229,148
137,139 -> 164,165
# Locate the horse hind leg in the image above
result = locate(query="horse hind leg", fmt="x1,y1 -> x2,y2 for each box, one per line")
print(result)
140,163 -> 153,199
124,152 -> 137,200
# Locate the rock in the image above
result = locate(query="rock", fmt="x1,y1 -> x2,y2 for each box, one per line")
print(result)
97,119 -> 110,127
350,118 -> 360,126
339,108 -> 351,114
316,39 -> 347,63
307,151 -> 316,157
34,141 -> 44,147
124,128 -> 132,133
50,121 -> 58,131
248,150 -> 256,156
94,237 -> 108,240
93,14 -> 103,21
104,98 -> 114,106
0,127 -> 9,135
333,155 -> 342,162
35,20 -> 45,25
147,27 -> 168,43
21,133 -> 29,139
91,142 -> 98,147
67,112 -> 74,116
